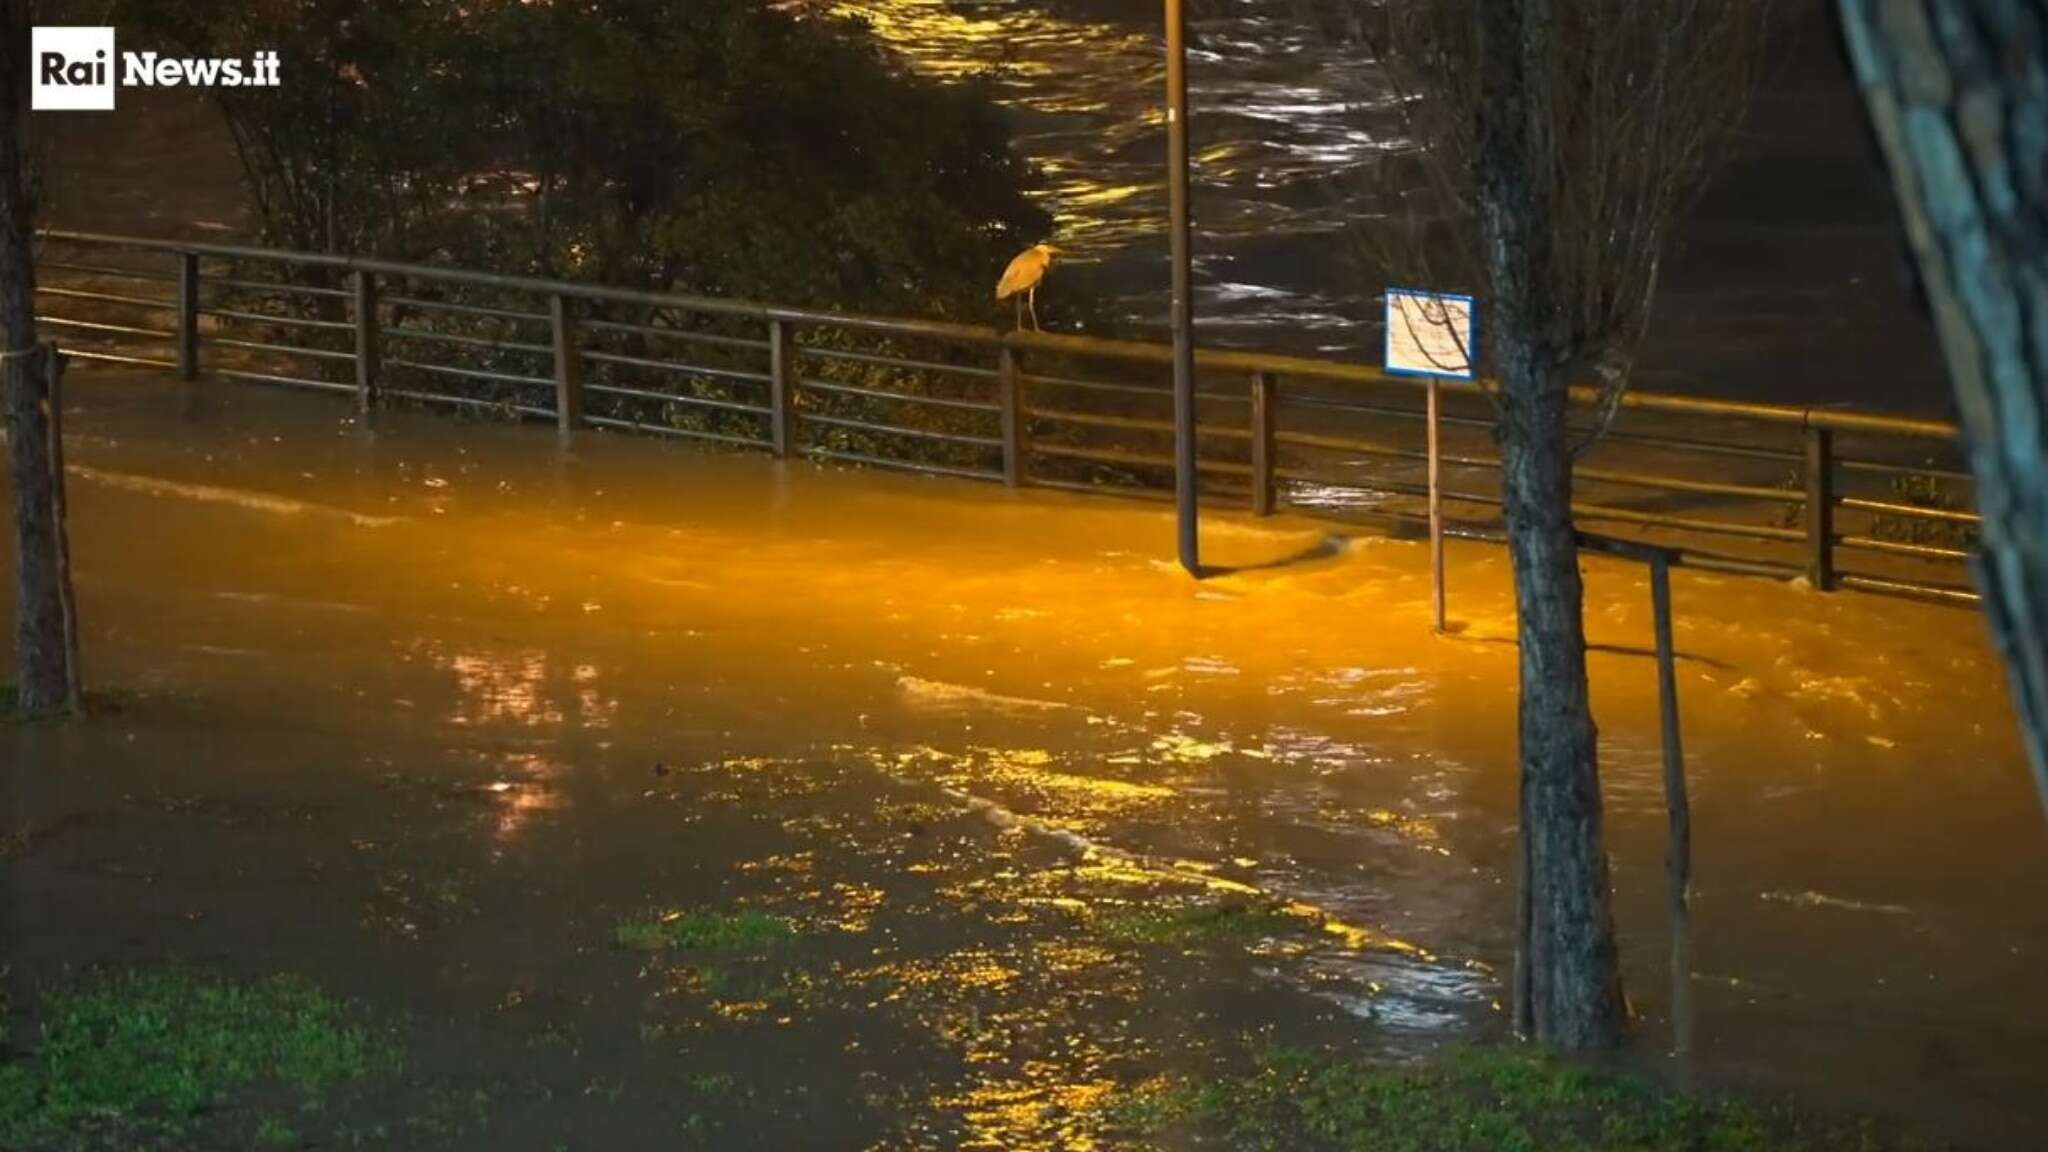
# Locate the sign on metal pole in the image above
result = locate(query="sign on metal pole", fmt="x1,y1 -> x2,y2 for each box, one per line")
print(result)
1384,288 -> 1476,381
1385,288 -> 1476,633
1166,0 -> 1199,577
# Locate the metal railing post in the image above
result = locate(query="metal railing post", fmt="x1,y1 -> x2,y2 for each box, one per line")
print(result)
999,345 -> 1025,487
1427,377 -> 1446,632
1250,370 -> 1275,516
175,251 -> 200,381
769,319 -> 796,459
1648,550 -> 1693,1057
549,293 -> 583,439
1805,425 -> 1834,590
352,270 -> 379,413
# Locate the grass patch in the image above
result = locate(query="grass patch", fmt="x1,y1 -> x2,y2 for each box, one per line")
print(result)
0,968 -> 398,1149
1094,900 -> 1308,949
1099,1044 -> 1933,1152
613,908 -> 795,954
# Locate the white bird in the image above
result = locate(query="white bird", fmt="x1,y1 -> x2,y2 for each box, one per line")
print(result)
996,243 -> 1060,331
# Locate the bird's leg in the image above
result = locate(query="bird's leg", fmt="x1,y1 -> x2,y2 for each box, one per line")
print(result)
1013,295 -> 1022,331
1027,286 -> 1039,331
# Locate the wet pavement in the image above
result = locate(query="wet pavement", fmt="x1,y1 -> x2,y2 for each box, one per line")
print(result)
3,372 -> 2045,1148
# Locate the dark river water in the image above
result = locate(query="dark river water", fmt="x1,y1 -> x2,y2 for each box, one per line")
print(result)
838,0 -> 1953,415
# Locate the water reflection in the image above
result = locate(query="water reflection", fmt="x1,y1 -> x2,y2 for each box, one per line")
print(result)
419,642 -> 618,731
830,0 -> 1401,341
481,753 -> 568,843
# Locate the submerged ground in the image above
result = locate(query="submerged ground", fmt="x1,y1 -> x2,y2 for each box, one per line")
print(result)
3,372 -> 2045,1148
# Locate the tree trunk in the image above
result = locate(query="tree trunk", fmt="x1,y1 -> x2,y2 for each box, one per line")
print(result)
1836,0 -> 2048,816
1478,0 -> 1627,1049
1,0 -> 73,713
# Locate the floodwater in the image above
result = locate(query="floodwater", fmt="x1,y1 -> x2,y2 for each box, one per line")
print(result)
4,372 -> 2045,1147
833,0 -> 1952,412
32,4 -> 1951,418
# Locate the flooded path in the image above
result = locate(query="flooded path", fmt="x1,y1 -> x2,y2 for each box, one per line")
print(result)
4,373 -> 2045,1147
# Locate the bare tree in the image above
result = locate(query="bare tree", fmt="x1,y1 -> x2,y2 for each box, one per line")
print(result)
1835,0 -> 2048,818
2,0 -> 81,715
1313,0 -> 1767,1048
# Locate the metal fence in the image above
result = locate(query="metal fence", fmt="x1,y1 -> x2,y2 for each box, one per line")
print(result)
32,229 -> 1981,605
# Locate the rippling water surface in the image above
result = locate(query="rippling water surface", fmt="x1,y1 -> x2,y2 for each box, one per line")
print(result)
836,0 -> 1952,412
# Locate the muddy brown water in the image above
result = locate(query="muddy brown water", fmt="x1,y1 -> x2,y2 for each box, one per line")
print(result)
1,372 -> 2044,1148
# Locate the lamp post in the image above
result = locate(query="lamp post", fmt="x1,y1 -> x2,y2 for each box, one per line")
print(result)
1165,0 -> 1199,576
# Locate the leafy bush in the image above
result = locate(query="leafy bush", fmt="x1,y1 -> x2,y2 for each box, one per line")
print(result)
121,0 -> 1051,318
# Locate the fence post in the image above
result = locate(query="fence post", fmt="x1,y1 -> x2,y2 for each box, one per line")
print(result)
769,319 -> 796,459
1648,551 -> 1693,1057
175,250 -> 200,382
1250,370 -> 1275,516
1804,425 -> 1834,590
549,293 -> 583,439
999,345 -> 1026,487
1427,376 -> 1446,632
352,270 -> 379,413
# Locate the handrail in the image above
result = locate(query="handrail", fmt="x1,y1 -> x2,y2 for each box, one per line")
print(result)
31,228 -> 1983,607
34,228 -> 1961,442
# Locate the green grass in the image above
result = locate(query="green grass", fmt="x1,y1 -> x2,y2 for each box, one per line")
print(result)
1093,900 -> 1309,949
0,968 -> 398,1149
613,908 -> 796,954
1100,1045 -> 1933,1152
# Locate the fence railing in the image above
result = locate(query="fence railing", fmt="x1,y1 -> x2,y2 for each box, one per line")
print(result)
31,229 -> 1982,606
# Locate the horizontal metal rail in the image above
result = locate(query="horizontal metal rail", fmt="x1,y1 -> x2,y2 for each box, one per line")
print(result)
1838,573 -> 1979,604
201,273 -> 351,299
39,260 -> 176,282
208,336 -> 357,363
31,228 -> 1981,608
384,357 -> 552,389
215,366 -> 355,394
1836,534 -> 1972,561
201,306 -> 354,332
1021,369 -> 1249,406
582,382 -> 772,416
1839,495 -> 1980,524
39,315 -> 175,340
1031,405 -> 1252,441
803,413 -> 1003,450
585,349 -> 770,384
1034,442 -> 1255,478
804,444 -> 1001,482
383,387 -> 554,419
800,343 -> 1001,381
586,414 -> 769,449
58,348 -> 179,370
383,294 -> 550,324
384,325 -> 553,356
36,285 -> 174,310
801,378 -> 998,414
1838,457 -> 1975,483
583,317 -> 770,351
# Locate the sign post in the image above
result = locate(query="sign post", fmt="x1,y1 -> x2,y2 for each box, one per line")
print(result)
1166,0 -> 1199,576
1384,288 -> 1476,633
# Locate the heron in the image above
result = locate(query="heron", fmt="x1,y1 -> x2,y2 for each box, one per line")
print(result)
996,243 -> 1060,331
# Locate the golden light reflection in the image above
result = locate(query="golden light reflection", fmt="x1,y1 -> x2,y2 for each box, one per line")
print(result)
470,750 -> 568,843
422,643 -> 617,731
